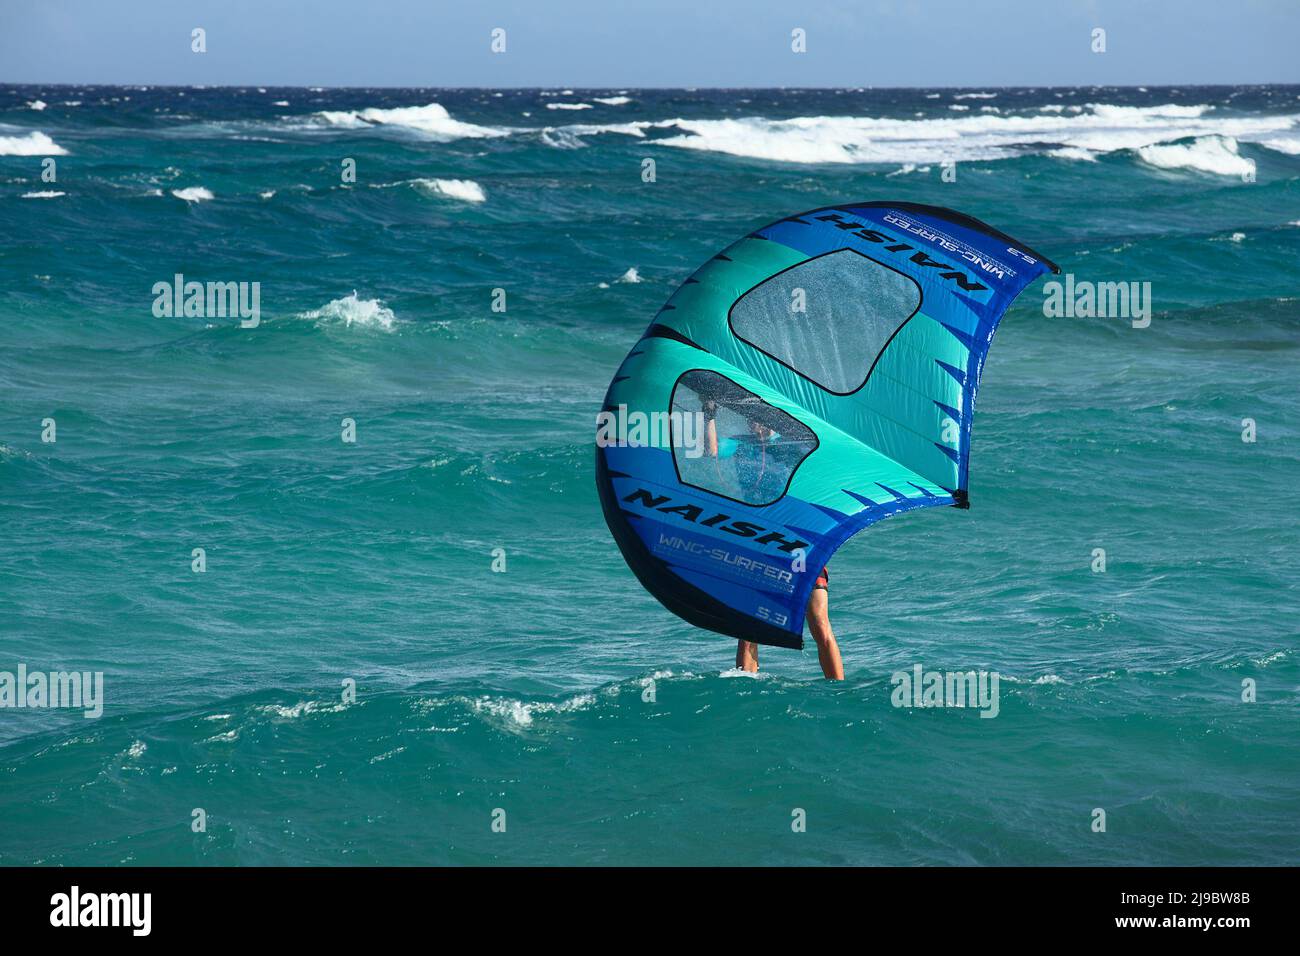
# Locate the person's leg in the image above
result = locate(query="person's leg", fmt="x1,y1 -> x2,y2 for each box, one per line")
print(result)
736,640 -> 759,672
805,588 -> 844,680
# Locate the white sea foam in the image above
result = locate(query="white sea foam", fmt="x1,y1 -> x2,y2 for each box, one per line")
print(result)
1255,132 -> 1300,155
171,186 -> 214,202
1137,135 -> 1254,176
614,267 -> 641,284
300,291 -> 397,331
412,177 -> 486,203
1046,146 -> 1099,162
0,131 -> 67,156
641,103 -> 1299,170
257,699 -> 347,719
469,693 -> 595,728
312,102 -> 507,140
277,98 -> 1300,174
21,190 -> 65,198
27,100 -> 47,111
539,128 -> 587,149
593,96 -> 632,106
545,120 -> 654,141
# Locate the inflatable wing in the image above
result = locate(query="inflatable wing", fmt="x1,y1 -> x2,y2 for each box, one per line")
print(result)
596,202 -> 1059,649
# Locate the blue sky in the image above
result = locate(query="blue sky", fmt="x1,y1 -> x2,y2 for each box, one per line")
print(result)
2,0 -> 1296,87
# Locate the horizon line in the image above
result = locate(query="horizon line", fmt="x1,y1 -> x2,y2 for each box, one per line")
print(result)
4,81 -> 1299,92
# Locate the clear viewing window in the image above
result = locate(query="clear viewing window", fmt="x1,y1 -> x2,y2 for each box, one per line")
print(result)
729,249 -> 922,394
671,370 -> 817,507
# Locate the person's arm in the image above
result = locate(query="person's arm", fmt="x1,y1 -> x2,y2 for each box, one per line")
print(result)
702,400 -> 718,457
702,400 -> 723,481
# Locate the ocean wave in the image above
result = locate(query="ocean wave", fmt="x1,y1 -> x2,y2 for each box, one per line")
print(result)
412,177 -> 486,203
269,98 -> 1300,170
171,186 -> 213,202
21,190 -> 65,199
539,127 -> 587,149
308,102 -> 508,140
257,700 -> 348,719
642,103 -> 1300,167
466,692 -> 596,729
0,130 -> 67,156
1137,135 -> 1255,176
298,291 -> 397,331
1256,132 -> 1300,155
1045,146 -> 1099,162
543,120 -> 656,142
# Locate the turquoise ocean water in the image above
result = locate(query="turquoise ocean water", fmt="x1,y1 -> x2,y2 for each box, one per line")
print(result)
1,85 -> 1297,865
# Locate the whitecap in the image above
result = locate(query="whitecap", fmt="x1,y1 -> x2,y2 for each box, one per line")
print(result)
1137,135 -> 1254,177
412,177 -> 486,203
310,102 -> 507,141
468,693 -> 595,728
0,131 -> 67,156
171,186 -> 214,202
299,291 -> 397,331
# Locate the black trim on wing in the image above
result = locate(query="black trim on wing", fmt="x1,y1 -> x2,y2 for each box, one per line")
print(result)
595,447 -> 804,650
791,200 -> 1063,275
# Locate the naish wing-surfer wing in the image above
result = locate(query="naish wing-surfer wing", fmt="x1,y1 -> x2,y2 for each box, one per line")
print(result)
596,202 -> 1059,649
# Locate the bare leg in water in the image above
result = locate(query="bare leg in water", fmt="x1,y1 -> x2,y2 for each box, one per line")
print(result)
734,588 -> 843,680
805,588 -> 844,680
736,639 -> 760,672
